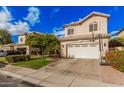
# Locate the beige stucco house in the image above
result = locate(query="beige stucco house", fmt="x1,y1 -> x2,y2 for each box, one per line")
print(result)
0,32 -> 42,55
116,28 -> 124,37
59,12 -> 110,59
113,28 -> 124,51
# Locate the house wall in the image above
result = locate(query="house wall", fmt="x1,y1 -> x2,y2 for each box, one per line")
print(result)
0,45 -> 3,51
18,35 -> 26,44
116,47 -> 123,50
64,15 -> 108,37
3,46 -> 15,51
117,30 -> 124,37
61,14 -> 109,58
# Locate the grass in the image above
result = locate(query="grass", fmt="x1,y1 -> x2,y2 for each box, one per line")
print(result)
0,57 -> 6,63
12,57 -> 50,69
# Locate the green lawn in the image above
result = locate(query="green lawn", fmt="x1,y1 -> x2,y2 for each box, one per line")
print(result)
12,57 -> 50,69
0,57 -> 6,62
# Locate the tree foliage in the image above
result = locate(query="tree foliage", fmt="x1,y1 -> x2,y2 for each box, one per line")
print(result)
109,37 -> 124,47
25,33 -> 60,57
0,29 -> 12,45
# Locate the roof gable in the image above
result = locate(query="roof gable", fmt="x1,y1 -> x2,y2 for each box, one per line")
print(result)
64,12 -> 110,28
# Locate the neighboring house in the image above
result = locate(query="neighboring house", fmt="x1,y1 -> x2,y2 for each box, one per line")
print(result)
112,28 -> 124,51
0,32 -> 43,55
0,43 -> 15,51
14,32 -> 30,54
116,28 -> 124,37
15,32 -> 43,54
59,12 -> 110,59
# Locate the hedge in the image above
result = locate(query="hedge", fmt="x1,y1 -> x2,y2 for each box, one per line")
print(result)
6,55 -> 30,63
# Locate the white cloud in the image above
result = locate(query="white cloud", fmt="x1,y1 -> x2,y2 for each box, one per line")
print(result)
53,27 -> 64,36
0,6 -> 30,35
0,21 -> 29,35
9,21 -> 30,35
24,7 -> 40,26
110,30 -> 119,35
0,6 -> 12,23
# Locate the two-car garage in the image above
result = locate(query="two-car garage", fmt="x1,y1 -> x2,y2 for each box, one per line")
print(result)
67,43 -> 100,59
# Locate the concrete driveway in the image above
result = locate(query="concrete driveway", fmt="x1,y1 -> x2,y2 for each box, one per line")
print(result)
1,59 -> 123,87
38,59 -> 115,87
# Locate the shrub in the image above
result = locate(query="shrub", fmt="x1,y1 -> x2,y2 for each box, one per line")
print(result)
6,55 -> 30,63
106,51 -> 124,72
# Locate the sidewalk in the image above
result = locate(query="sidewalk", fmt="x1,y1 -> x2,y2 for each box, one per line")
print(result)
0,65 -> 54,86
0,64 -> 124,87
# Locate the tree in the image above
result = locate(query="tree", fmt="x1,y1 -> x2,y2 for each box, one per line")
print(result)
25,33 -> 45,55
25,33 -> 60,57
0,29 -> 12,45
44,34 -> 60,57
109,37 -> 124,47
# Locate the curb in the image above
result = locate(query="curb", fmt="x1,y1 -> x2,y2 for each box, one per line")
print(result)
0,70 -> 41,87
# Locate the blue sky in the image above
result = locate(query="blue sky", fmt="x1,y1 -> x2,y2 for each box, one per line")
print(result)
0,6 -> 124,43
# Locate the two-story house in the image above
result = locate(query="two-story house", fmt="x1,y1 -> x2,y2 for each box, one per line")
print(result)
14,32 -> 30,54
1,32 -> 43,55
59,12 -> 110,59
15,32 -> 43,55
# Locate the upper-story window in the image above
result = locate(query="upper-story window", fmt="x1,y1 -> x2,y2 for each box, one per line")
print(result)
67,28 -> 74,35
89,22 -> 98,32
20,38 -> 23,42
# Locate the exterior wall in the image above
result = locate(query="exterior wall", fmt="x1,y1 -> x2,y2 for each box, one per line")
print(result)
3,46 -> 15,51
60,13 -> 109,58
64,16 -> 108,37
14,45 -> 30,55
113,47 -> 124,51
0,45 -> 3,51
18,35 -> 26,44
117,30 -> 124,37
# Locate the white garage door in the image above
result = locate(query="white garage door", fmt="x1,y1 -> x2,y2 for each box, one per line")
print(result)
67,44 -> 100,59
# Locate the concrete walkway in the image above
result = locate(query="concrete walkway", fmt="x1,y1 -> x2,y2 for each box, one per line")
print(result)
0,59 -> 124,87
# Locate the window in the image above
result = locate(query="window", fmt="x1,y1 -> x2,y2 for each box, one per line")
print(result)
67,28 -> 74,35
89,24 -> 93,32
89,22 -> 98,32
104,43 -> 106,47
20,38 -> 23,42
